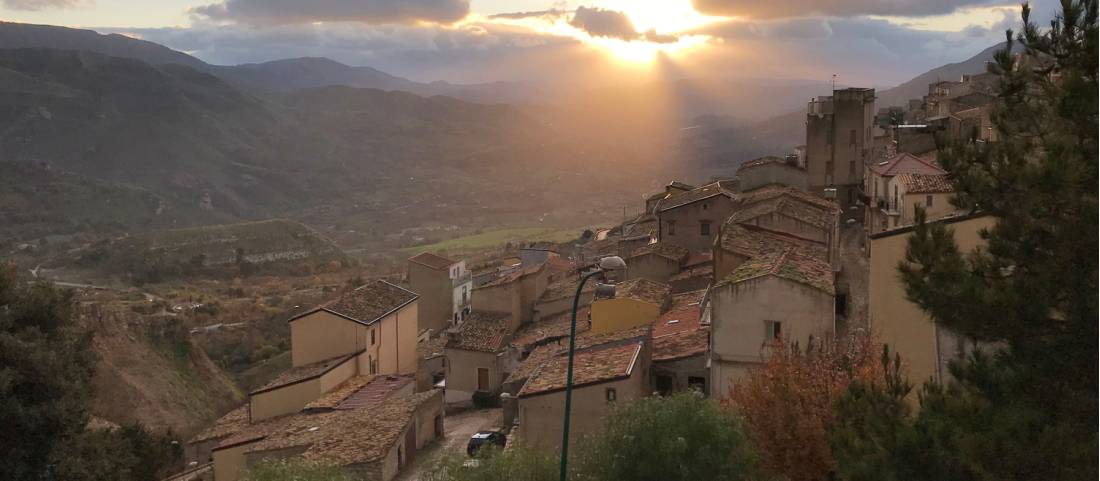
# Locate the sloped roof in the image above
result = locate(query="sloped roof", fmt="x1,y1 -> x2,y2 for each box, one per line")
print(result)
718,222 -> 828,261
658,181 -> 736,211
511,306 -> 590,348
737,185 -> 840,212
613,278 -> 672,306
417,335 -> 447,361
446,311 -> 511,353
869,152 -> 947,177
408,252 -> 456,270
290,280 -> 418,326
628,242 -> 689,262
478,262 -> 545,289
216,390 -> 441,466
190,405 -> 250,444
897,173 -> 953,193
732,197 -> 835,229
507,325 -> 650,385
518,341 -> 643,397
251,351 -> 362,395
721,247 -> 835,295
738,156 -> 803,172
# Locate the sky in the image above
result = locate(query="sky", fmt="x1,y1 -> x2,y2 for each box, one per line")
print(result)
0,0 -> 1061,86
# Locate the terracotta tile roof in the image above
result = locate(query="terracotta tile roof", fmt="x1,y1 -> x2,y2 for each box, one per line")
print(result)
737,185 -> 840,212
668,181 -> 696,191
670,289 -> 706,311
652,308 -> 702,339
478,263 -> 544,289
628,242 -> 689,262
718,222 -> 828,261
446,311 -> 511,353
653,328 -> 708,362
292,280 -> 418,326
511,307 -> 590,349
869,152 -> 947,177
303,376 -> 377,411
721,247 -> 835,294
335,375 -> 414,410
506,325 -> 650,385
190,405 -> 249,443
658,181 -> 736,212
684,251 -> 712,267
252,351 -> 361,395
898,173 -> 953,193
417,335 -> 447,361
408,252 -> 456,270
738,156 -> 803,172
546,256 -> 577,274
518,341 -> 643,397
540,275 -> 596,302
218,390 -> 441,466
732,196 -> 835,230
669,264 -> 712,282
613,278 -> 672,306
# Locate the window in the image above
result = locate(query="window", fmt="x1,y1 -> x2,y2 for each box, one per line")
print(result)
370,358 -> 378,374
656,375 -> 673,394
688,376 -> 707,395
926,195 -> 933,207
849,129 -> 856,145
370,329 -> 376,345
605,388 -> 617,402
477,367 -> 490,391
765,320 -> 782,341
667,221 -> 676,236
700,221 -> 712,236
702,202 -> 708,210
849,160 -> 855,175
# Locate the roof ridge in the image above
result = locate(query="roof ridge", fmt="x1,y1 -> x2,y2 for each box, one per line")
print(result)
769,247 -> 793,276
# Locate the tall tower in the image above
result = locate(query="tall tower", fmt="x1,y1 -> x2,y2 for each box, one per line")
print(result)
804,88 -> 876,209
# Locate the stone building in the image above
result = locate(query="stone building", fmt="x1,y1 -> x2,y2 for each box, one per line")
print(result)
735,156 -> 808,192
864,152 -> 956,234
407,252 -> 472,335
804,88 -> 876,208
656,181 -> 738,252
443,311 -> 513,405
623,242 -> 689,283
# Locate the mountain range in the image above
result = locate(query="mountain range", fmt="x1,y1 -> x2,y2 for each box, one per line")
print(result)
0,20 -> 1003,247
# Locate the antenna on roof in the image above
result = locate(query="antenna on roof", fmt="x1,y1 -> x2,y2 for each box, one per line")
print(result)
831,73 -> 837,92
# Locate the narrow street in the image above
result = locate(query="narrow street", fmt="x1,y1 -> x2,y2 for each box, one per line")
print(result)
397,407 -> 503,481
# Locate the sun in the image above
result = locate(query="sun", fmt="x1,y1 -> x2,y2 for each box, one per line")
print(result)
591,0 -> 725,63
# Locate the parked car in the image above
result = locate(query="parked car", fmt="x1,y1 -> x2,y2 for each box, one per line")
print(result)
466,430 -> 507,457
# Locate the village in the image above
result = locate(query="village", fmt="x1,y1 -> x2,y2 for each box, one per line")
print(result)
172,70 -> 1003,481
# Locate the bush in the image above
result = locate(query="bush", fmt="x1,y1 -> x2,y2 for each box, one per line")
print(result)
423,444 -> 557,481
244,459 -> 353,481
471,390 -> 501,409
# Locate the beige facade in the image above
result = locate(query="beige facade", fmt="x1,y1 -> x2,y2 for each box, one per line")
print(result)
408,253 -> 470,334
590,297 -> 661,335
624,252 -> 682,283
869,215 -> 993,386
472,264 -> 550,330
805,88 -> 876,207
737,157 -> 808,192
516,364 -> 647,451
444,348 -> 502,404
657,183 -> 738,252
289,303 -> 418,376
709,276 -> 835,398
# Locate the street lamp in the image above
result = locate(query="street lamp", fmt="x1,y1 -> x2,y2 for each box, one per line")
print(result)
559,255 -> 626,481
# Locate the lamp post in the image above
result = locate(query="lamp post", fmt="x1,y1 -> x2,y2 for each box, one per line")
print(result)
559,255 -> 626,481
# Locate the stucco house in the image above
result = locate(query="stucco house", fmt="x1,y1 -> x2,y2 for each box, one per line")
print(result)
187,281 -> 439,481
645,181 -> 696,214
736,155 -> 809,192
864,152 -> 957,234
407,252 -> 472,335
287,280 -> 419,378
516,338 -> 650,451
656,181 -> 738,252
651,303 -> 710,396
442,311 -> 512,405
869,214 -> 992,388
708,247 -> 836,398
714,222 -> 828,281
730,188 -> 841,258
472,262 -> 551,330
624,242 -> 689,283
590,278 -> 671,335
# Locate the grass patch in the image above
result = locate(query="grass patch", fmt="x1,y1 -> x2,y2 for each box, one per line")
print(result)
402,227 -> 581,254
235,350 -> 293,391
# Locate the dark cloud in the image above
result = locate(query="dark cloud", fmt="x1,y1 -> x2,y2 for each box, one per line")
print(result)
643,29 -> 679,44
190,0 -> 470,25
569,6 -> 639,41
691,0 -> 999,19
1,0 -> 84,10
488,9 -> 567,20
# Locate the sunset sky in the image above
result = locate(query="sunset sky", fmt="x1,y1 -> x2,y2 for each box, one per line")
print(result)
0,0 -> 1059,86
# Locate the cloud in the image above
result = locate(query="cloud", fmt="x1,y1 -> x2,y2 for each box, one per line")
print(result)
487,9 -> 567,21
569,6 -> 639,40
1,0 -> 85,10
189,0 -> 470,25
691,0 -> 999,19
643,29 -> 680,44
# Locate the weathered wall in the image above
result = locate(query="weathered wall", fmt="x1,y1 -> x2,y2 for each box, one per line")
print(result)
249,376 -> 322,422
290,310 -> 368,367
444,348 -> 501,404
625,254 -> 680,283
517,367 -> 647,451
590,297 -> 660,335
739,164 -> 808,192
710,276 -> 835,398
658,196 -> 738,252
869,216 -> 993,387
408,261 -> 451,335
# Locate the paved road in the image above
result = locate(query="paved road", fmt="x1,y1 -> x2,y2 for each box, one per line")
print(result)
397,407 -> 503,481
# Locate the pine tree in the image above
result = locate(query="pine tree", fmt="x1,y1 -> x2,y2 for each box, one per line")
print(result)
830,2 -> 1098,479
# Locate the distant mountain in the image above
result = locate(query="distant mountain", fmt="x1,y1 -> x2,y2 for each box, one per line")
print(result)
0,47 -> 660,245
0,21 -> 207,69
208,57 -> 421,93
876,43 -> 1010,107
